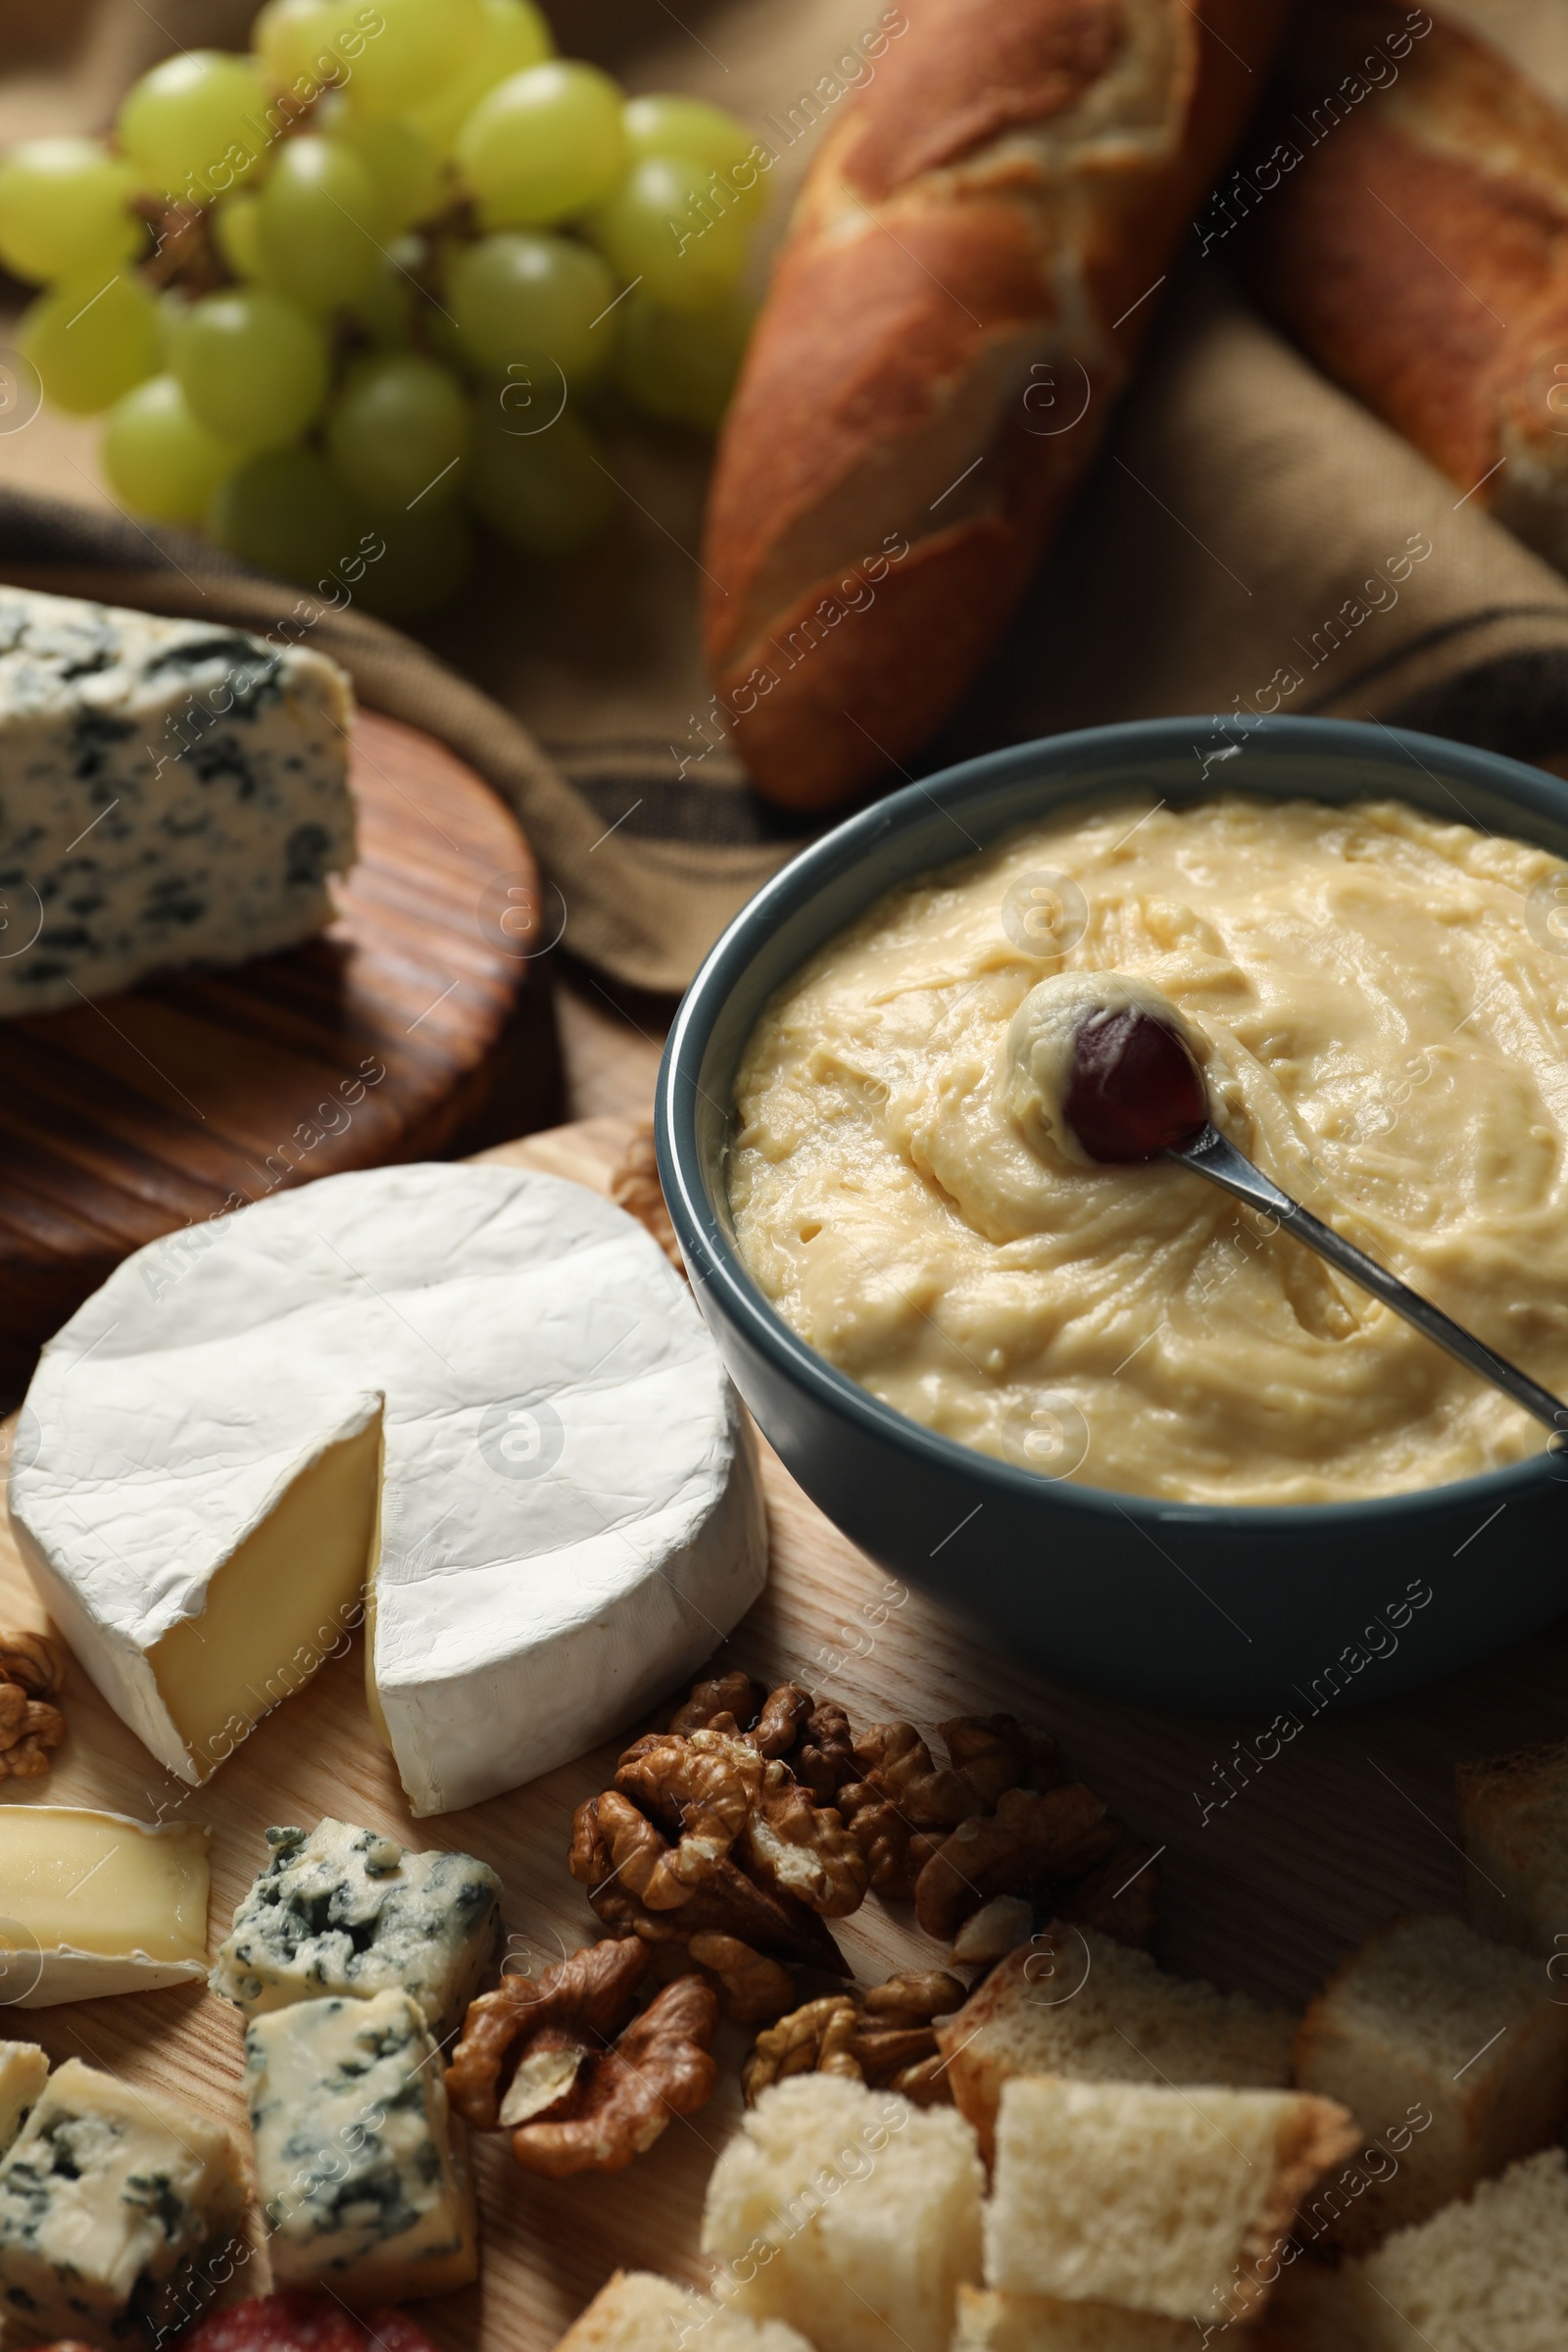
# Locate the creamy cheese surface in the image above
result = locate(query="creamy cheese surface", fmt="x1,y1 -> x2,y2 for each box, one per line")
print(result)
728,795 -> 1568,1503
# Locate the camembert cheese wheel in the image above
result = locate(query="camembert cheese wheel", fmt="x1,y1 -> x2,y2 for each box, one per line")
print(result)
10,1162 -> 766,1814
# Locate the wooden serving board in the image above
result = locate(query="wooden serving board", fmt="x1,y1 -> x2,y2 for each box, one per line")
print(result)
0,708 -> 563,1392
2,1112 -> 1567,2351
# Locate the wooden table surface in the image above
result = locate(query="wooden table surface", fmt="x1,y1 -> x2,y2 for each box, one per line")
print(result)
3,1109 -> 1567,2351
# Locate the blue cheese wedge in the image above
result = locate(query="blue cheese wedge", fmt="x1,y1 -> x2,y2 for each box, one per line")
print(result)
0,2056 -> 245,2341
0,586 -> 355,1014
211,1817 -> 500,2039
246,1988 -> 477,2303
0,2045 -> 47,2156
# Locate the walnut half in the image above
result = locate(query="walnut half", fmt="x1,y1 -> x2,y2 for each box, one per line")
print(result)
446,1936 -> 719,2176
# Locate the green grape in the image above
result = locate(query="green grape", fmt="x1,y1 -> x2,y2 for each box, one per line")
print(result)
467,398 -> 614,557
457,62 -> 627,229
345,247 -> 417,346
101,372 -> 239,521
407,0 -> 552,154
210,444 -> 368,585
0,140 -> 141,285
253,0 -> 338,93
327,351 -> 468,509
19,272 -> 159,416
156,289 -> 193,366
257,134 -> 382,313
213,191 -> 270,283
117,50 -> 269,204
323,107 -> 445,232
327,0 -> 485,119
591,152 -> 750,313
614,288 -> 752,432
450,232 -> 615,383
357,497 -> 474,617
172,289 -> 328,453
622,97 -> 766,225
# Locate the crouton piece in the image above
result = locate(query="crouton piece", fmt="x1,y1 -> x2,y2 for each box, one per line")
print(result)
555,2269 -> 817,2352
934,1926 -> 1296,2162
1456,1733 -> 1568,1956
1292,1911 -> 1568,2251
1262,2148 -> 1568,2352
983,2076 -> 1357,2325
701,2074 -> 982,2352
953,2284 -> 1199,2349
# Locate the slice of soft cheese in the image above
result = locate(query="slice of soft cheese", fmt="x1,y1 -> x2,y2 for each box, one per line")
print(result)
0,1807 -> 210,2005
0,2045 -> 47,2155
11,1162 -> 767,1815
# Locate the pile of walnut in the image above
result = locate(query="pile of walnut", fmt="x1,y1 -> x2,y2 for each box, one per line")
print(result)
0,1632 -> 65,1780
743,1970 -> 965,2109
447,1667 -> 1157,2173
568,1671 -> 866,2021
842,1709 -> 1159,1951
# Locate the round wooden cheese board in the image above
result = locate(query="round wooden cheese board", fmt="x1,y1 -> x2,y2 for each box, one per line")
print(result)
0,708 -> 563,1392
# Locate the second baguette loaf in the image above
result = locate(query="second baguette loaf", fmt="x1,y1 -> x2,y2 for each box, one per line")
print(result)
1240,1 -> 1568,573
702,0 -> 1289,812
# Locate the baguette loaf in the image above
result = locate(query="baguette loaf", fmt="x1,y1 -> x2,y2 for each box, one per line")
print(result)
701,0 -> 1289,812
1239,2 -> 1568,573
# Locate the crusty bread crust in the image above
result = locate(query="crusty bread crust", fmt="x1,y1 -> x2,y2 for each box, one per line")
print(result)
1242,2 -> 1568,569
702,0 -> 1290,811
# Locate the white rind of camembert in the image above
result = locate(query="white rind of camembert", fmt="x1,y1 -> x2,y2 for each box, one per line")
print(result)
0,585 -> 356,1015
11,1162 -> 767,1815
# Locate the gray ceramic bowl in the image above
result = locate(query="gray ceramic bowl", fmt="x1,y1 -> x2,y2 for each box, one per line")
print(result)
656,717 -> 1568,1714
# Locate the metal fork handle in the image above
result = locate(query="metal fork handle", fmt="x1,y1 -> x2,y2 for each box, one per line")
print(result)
1169,1125 -> 1568,1438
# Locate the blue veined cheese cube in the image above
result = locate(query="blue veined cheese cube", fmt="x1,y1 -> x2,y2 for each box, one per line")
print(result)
211,1817 -> 501,2041
0,586 -> 356,1014
246,1988 -> 477,2302
0,2057 -> 245,2342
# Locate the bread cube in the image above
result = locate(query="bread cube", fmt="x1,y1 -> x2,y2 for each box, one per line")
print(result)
1292,1910 -> 1568,2250
1262,2147 -> 1568,2352
954,2284 -> 1199,2349
0,2043 -> 48,2157
984,2077 -> 1357,2325
557,2270 -> 818,2352
0,2057 -> 245,2344
935,1926 -> 1296,2162
1456,1733 -> 1568,1956
701,2074 -> 983,2352
246,1987 -> 476,2302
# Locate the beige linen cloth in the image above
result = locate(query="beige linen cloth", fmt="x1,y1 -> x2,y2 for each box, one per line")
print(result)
6,0 -> 1568,994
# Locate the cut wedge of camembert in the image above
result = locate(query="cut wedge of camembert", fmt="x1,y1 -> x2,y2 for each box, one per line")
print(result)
10,1162 -> 766,1814
0,1807 -> 209,2005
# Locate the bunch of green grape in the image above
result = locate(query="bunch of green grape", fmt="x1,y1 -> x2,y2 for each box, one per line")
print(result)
0,0 -> 763,617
